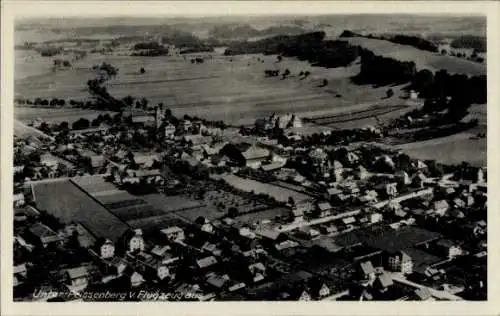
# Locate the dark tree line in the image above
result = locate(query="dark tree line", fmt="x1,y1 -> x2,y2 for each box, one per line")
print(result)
352,50 -> 486,108
190,57 -> 204,64
16,97 -> 66,107
353,49 -> 417,85
265,69 -> 280,77
35,46 -> 63,57
412,69 -> 486,105
224,31 -> 360,69
340,29 -> 438,53
131,48 -> 170,57
389,35 -> 438,53
133,42 -> 163,50
451,35 -> 486,53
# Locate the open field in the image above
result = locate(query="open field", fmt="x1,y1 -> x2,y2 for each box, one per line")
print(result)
14,119 -> 53,140
126,214 -> 180,232
233,207 -> 290,226
343,37 -> 486,76
218,174 -> 312,203
14,107 -> 116,124
31,179 -> 130,242
15,50 -> 410,127
394,132 -> 487,167
142,193 -> 206,212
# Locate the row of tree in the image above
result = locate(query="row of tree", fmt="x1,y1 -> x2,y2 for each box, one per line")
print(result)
388,35 -> 438,53
16,97 -> 67,107
411,69 -> 486,105
131,48 -> 169,57
353,49 -> 486,112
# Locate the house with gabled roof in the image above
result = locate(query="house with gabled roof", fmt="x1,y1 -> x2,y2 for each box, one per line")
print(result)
66,266 -> 89,288
196,256 -> 218,269
373,272 -> 394,293
27,222 -> 64,248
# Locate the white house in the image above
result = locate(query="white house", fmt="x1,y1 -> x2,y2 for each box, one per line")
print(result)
386,183 -> 398,197
124,229 -> 145,253
97,239 -> 115,259
370,212 -> 383,223
157,265 -> 171,280
13,193 -> 25,207
396,171 -> 411,185
160,226 -> 185,241
201,222 -> 215,234
433,200 -> 450,216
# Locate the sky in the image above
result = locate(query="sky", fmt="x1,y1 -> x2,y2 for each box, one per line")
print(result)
5,1 -> 491,20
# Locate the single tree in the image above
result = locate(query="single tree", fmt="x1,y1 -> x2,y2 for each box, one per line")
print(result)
228,207 -> 239,218
195,216 -> 206,225
386,88 -> 394,99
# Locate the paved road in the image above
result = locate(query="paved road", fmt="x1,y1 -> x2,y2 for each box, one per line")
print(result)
389,272 -> 464,301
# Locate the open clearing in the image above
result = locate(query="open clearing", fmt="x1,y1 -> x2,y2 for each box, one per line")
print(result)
218,174 -> 311,203
394,132 -> 486,167
16,50 -> 409,128
14,107 -> 116,124
233,207 -> 291,226
343,37 -> 486,76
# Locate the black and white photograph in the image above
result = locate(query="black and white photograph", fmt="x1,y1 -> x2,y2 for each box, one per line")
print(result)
2,1 -> 497,313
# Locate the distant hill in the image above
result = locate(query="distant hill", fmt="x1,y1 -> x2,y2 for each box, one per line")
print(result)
344,36 -> 486,76
208,24 -> 308,40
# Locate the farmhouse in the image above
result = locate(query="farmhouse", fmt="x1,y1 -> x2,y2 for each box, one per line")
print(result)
28,222 -> 63,248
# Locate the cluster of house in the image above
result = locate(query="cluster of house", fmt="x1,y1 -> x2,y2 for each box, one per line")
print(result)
13,108 -> 487,301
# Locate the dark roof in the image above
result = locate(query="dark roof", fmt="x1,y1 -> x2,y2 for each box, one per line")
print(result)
28,223 -> 62,244
403,248 -> 442,275
206,274 -> 228,289
357,226 -> 442,253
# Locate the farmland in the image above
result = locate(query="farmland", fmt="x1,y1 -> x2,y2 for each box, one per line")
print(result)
394,132 -> 487,167
71,176 -> 210,230
343,37 -> 486,76
15,48 -> 410,128
14,107 -> 116,124
30,178 -> 130,242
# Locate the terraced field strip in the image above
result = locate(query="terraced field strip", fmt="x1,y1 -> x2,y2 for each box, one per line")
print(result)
307,104 -> 408,125
105,75 -> 221,87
